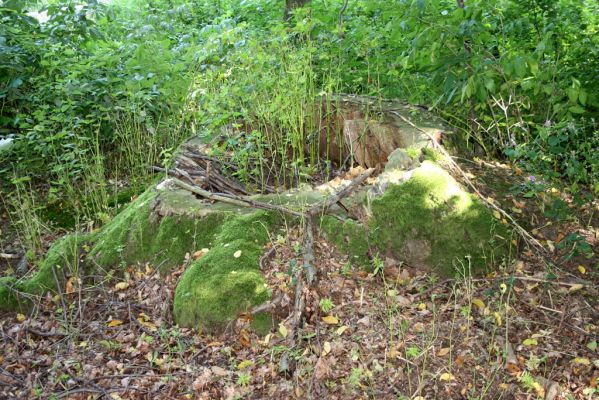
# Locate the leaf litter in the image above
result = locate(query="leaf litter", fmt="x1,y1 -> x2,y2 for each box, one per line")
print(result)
1,163 -> 598,399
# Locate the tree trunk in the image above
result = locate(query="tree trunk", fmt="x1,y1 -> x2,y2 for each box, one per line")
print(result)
284,0 -> 311,21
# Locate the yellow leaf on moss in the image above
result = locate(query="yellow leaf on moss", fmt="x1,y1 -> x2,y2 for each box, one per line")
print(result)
233,250 -> 242,258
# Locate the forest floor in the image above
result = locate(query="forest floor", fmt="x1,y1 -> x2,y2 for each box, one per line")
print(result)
0,160 -> 597,400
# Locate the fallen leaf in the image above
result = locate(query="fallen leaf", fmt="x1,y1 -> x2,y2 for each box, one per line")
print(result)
278,323 -> 288,338
578,265 -> 586,275
571,357 -> 590,366
263,334 -> 272,345
437,348 -> 450,357
233,250 -> 242,258
237,360 -> 253,370
114,282 -> 129,291
471,298 -> 485,310
193,248 -> 210,260
108,319 -> 123,327
493,311 -> 503,326
336,325 -> 349,336
322,315 -> 339,325
523,338 -> 538,346
568,284 -> 584,293
65,277 -> 76,294
440,372 -> 455,381
322,341 -> 331,356
16,313 -> 26,322
211,366 -> 228,376
239,329 -> 251,347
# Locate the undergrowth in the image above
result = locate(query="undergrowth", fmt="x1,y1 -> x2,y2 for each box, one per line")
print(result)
0,0 -> 597,256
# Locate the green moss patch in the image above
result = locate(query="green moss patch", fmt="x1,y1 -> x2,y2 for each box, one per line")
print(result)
87,188 -> 225,271
369,161 -> 511,276
0,234 -> 86,311
319,216 -> 370,267
174,211 -> 281,332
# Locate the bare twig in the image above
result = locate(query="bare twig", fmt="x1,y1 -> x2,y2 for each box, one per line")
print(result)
0,252 -> 20,259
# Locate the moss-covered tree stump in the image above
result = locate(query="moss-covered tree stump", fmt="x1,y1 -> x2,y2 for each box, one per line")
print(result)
0,96 -> 513,332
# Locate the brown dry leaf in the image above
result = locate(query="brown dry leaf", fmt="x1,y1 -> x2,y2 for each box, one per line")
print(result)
314,356 -> 334,380
437,348 -> 450,357
239,329 -> 251,347
65,277 -> 76,294
506,362 -> 521,374
193,248 -> 209,260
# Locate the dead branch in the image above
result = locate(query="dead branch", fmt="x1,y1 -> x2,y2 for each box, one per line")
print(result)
0,253 -> 21,259
171,178 -> 305,218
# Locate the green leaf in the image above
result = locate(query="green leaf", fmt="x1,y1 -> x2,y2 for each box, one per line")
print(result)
568,105 -> 585,114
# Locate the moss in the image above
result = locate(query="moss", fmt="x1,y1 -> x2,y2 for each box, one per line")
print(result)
173,211 -> 281,332
0,234 -> 86,312
421,147 -> 445,163
319,216 -> 370,267
87,188 -> 225,271
369,161 -> 510,276
251,312 -> 275,335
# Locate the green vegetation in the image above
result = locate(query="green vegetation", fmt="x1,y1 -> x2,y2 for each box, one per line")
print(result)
0,233 -> 85,311
370,161 -> 511,276
0,0 -> 596,328
174,210 -> 281,332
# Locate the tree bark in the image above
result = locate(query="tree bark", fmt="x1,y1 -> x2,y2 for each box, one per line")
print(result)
284,0 -> 311,21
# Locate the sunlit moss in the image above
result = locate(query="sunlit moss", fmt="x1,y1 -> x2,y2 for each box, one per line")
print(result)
370,161 -> 511,276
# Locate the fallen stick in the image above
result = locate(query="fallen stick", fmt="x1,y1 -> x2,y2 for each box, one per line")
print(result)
0,253 -> 21,259
171,178 -> 305,218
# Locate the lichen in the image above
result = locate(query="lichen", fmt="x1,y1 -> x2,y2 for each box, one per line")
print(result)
0,234 -> 86,311
173,211 -> 281,332
369,161 -> 511,276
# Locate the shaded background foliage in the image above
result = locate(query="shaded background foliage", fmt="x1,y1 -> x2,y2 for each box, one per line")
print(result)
0,0 -> 597,222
